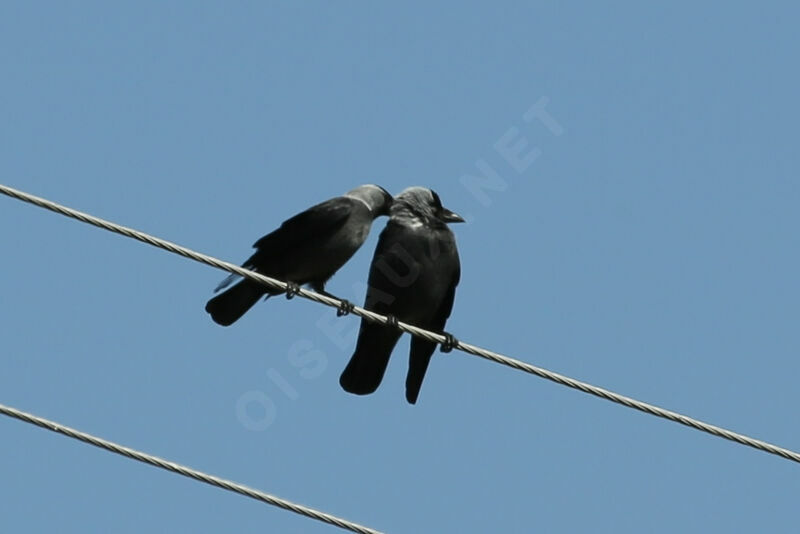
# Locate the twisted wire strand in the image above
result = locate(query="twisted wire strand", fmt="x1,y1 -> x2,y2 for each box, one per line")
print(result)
0,402 -> 383,534
2,182 -> 799,466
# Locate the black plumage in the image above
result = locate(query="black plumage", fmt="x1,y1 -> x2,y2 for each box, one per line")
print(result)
205,185 -> 393,326
339,187 -> 463,404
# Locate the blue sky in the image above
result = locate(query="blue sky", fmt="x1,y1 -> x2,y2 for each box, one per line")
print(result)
2,2 -> 799,533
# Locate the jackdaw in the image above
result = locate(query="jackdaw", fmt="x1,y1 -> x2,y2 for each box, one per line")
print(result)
205,184 -> 393,326
339,186 -> 463,404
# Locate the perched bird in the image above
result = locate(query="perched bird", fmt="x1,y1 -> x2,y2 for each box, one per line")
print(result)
205,184 -> 393,326
339,187 -> 463,404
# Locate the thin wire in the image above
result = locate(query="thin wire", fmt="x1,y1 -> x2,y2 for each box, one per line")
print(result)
2,182 -> 800,466
0,402 -> 383,534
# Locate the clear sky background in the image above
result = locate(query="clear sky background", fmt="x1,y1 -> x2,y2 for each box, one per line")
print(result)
2,3 -> 799,533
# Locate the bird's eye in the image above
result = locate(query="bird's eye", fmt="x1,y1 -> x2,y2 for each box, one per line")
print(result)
430,190 -> 443,209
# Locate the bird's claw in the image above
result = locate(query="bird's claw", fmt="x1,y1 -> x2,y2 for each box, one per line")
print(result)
336,299 -> 355,317
385,315 -> 399,328
285,282 -> 301,300
440,332 -> 458,353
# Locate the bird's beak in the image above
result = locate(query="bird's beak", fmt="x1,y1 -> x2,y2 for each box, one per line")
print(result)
440,208 -> 465,223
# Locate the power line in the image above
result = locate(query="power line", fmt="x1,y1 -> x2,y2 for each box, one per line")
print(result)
2,182 -> 800,466
0,402 -> 383,534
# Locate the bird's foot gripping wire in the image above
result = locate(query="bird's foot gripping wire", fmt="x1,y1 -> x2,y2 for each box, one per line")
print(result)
384,315 -> 399,329
440,332 -> 458,353
336,299 -> 355,317
284,282 -> 301,300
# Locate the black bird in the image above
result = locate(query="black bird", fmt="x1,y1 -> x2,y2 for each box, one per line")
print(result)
206,184 -> 393,326
339,187 -> 463,404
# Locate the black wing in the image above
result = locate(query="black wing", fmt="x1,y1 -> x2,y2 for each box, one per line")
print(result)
213,197 -> 355,292
252,197 -> 355,254
405,248 -> 460,404
339,223 -> 410,395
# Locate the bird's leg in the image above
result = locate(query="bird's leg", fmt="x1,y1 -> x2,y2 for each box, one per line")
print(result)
336,299 -> 356,317
440,332 -> 459,353
284,282 -> 301,300
307,282 -> 355,316
384,315 -> 399,329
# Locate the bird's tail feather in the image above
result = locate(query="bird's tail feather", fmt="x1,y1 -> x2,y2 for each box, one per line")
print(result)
340,325 -> 401,396
205,280 -> 278,326
405,338 -> 437,404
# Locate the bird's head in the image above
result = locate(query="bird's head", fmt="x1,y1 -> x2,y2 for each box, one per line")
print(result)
345,184 -> 394,217
392,187 -> 465,224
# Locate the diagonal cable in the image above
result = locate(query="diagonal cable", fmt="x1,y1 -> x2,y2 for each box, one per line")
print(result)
2,182 -> 800,465
0,402 -> 383,534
